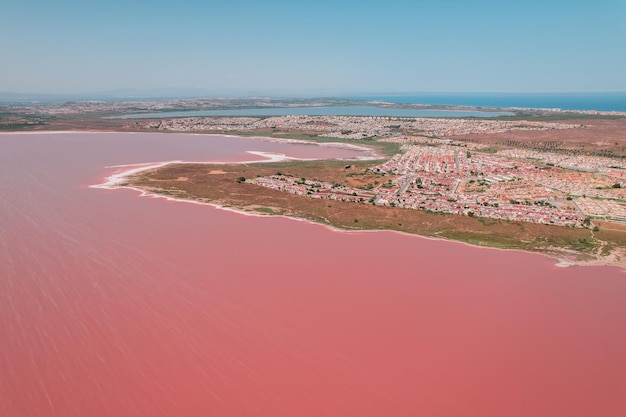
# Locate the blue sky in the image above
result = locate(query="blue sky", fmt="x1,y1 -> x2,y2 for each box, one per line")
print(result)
1,0 -> 625,95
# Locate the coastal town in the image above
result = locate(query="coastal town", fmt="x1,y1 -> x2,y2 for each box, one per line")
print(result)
247,143 -> 626,227
139,114 -> 580,139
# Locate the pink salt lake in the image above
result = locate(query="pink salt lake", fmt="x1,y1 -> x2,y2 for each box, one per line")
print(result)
0,132 -> 624,417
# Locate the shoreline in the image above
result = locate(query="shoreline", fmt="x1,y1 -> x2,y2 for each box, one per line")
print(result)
100,178 -> 626,272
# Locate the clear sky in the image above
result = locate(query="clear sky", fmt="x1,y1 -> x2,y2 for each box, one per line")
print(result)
1,0 -> 625,95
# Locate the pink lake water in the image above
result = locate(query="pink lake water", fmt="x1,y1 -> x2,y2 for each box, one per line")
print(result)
1,132 -> 625,417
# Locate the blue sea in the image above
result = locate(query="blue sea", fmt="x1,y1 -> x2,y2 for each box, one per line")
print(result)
114,93 -> 626,119
347,93 -> 626,112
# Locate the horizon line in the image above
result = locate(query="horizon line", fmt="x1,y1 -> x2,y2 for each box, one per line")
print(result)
2,89 -> 626,99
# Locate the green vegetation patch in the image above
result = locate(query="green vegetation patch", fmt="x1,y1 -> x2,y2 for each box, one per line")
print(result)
254,207 -> 281,215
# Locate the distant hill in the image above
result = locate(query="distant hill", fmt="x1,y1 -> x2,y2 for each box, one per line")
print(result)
0,88 -> 219,103
0,87 -> 355,104
0,91 -> 83,103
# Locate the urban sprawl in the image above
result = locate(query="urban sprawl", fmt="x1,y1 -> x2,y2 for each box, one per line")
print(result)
142,115 -> 626,228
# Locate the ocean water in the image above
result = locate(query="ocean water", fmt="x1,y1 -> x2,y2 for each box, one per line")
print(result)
348,92 -> 626,112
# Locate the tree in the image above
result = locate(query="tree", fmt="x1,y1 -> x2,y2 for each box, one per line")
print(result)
236,176 -> 246,183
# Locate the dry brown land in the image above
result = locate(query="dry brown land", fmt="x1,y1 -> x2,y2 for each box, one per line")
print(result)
125,160 -> 625,268
454,118 -> 626,157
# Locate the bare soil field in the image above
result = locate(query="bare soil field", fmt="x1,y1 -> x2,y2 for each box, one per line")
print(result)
454,118 -> 626,156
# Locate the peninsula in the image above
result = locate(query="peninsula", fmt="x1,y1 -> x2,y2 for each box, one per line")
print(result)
3,97 -> 626,267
